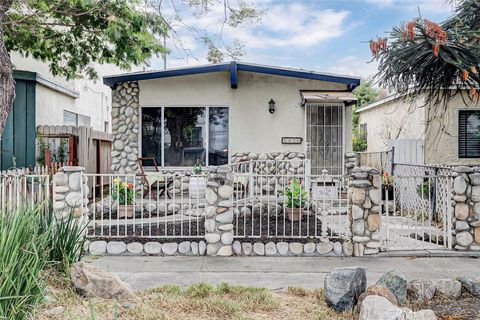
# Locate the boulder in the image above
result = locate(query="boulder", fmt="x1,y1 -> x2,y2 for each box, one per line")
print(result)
435,279 -> 461,299
404,309 -> 438,320
358,285 -> 398,306
376,270 -> 408,305
324,267 -> 367,311
407,279 -> 436,303
457,276 -> 480,297
359,295 -> 404,320
71,262 -> 135,300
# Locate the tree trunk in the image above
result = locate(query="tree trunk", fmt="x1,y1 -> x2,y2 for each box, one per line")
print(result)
0,0 -> 15,137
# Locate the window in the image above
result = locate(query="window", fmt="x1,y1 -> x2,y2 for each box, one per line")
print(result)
459,110 -> 480,158
141,106 -> 229,166
359,123 -> 367,140
63,110 -> 91,127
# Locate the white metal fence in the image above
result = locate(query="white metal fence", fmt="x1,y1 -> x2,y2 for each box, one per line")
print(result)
0,169 -> 50,212
382,173 -> 453,250
86,173 -> 206,239
232,170 -> 350,240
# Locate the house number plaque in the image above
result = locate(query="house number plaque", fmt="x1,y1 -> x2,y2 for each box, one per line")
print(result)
281,137 -> 303,144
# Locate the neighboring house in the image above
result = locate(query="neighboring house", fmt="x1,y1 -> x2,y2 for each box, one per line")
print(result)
103,62 -> 360,175
357,92 -> 480,165
0,53 -> 120,170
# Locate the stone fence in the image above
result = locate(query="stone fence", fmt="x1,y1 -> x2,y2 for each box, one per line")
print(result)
348,167 -> 382,256
451,166 -> 480,250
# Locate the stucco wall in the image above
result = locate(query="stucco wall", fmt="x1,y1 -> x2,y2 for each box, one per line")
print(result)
35,84 -> 76,126
358,97 -> 426,152
425,94 -> 480,165
11,52 -> 132,132
139,71 -> 352,155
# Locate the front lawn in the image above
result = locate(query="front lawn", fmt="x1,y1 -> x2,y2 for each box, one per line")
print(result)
32,276 -> 353,320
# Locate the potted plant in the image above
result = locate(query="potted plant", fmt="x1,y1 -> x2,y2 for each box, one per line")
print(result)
284,177 -> 308,221
381,172 -> 394,200
112,178 -> 137,218
189,159 -> 206,199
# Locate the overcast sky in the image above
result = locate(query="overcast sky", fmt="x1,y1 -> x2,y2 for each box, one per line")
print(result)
150,0 -> 455,80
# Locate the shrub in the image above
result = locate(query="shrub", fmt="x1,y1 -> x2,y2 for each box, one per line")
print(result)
0,206 -> 50,320
43,209 -> 87,273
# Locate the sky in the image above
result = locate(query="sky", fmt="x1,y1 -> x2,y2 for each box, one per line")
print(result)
150,0 -> 456,80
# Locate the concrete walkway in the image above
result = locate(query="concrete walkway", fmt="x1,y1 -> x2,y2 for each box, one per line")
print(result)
87,255 -> 480,291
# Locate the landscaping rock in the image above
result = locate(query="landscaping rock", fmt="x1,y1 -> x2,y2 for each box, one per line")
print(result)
217,245 -> 232,256
199,241 -> 207,255
107,241 -> 127,255
178,241 -> 191,254
333,242 -> 342,255
289,242 -> 303,255
232,241 -> 241,255
435,279 -> 461,299
276,242 -> 289,255
71,262 -> 135,300
265,242 -> 277,255
407,279 -> 436,303
317,242 -> 333,255
144,242 -> 161,255
303,242 -> 316,254
46,306 -> 65,315
191,242 -> 199,255
404,309 -> 437,320
457,276 -> 480,297
253,243 -> 265,255
376,270 -> 408,305
358,285 -> 398,306
456,231 -> 474,247
324,267 -> 367,311
242,242 -> 253,255
89,241 -> 107,255
126,242 -> 143,254
162,243 -> 178,255
359,295 -> 404,320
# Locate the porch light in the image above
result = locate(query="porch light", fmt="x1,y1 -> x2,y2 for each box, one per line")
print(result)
268,98 -> 275,114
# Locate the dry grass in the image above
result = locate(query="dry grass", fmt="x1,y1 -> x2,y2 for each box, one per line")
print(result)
31,275 -> 354,320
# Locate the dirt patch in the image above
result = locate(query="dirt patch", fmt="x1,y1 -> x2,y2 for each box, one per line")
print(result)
407,292 -> 480,320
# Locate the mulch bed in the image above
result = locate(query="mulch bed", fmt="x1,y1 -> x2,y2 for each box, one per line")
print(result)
408,292 -> 480,320
90,213 -> 340,244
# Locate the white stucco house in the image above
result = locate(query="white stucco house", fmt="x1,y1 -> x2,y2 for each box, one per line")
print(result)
103,62 -> 360,175
357,92 -> 480,166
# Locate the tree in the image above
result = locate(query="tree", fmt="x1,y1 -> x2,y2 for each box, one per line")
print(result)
352,80 -> 378,152
371,0 -> 480,110
0,0 -> 260,136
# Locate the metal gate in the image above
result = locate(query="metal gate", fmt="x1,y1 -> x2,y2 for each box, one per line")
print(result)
381,173 -> 453,251
305,104 -> 344,176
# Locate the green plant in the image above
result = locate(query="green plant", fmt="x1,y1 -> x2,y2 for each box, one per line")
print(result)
382,172 -> 394,188
417,181 -> 432,197
36,137 -> 50,166
352,127 -> 367,152
0,205 -> 50,320
283,178 -> 308,208
56,138 -> 68,163
42,209 -> 87,273
193,158 -> 203,174
112,178 -> 137,205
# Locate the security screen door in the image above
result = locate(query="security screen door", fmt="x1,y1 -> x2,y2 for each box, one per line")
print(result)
306,104 -> 344,175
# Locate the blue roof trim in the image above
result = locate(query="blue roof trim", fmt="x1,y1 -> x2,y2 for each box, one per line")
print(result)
103,61 -> 360,89
230,61 -> 238,89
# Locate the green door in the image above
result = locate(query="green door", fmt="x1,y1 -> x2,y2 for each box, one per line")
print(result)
0,74 -> 36,170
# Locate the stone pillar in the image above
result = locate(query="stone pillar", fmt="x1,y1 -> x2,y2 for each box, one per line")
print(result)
111,81 -> 140,174
451,166 -> 480,250
349,166 -> 382,256
205,166 -> 235,256
52,166 -> 89,227
345,152 -> 359,177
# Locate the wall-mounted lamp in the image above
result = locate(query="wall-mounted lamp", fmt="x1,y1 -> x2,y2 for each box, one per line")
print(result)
268,98 -> 275,114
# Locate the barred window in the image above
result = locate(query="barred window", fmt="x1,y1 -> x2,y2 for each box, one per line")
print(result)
458,110 -> 480,158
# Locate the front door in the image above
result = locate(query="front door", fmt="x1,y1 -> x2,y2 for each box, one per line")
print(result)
305,104 -> 344,175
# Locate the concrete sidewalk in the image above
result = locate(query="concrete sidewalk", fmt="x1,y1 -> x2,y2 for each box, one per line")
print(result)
87,255 -> 480,291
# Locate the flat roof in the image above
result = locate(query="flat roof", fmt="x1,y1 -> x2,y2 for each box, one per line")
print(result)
103,61 -> 361,89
